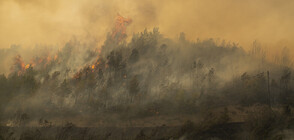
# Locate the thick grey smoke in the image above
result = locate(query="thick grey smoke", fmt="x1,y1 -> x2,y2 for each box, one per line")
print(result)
0,1 -> 294,139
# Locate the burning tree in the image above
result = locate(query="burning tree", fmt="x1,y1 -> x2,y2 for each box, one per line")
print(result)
111,13 -> 132,42
11,55 -> 26,76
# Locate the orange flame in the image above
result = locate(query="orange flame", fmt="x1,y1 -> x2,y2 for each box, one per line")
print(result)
30,53 -> 54,69
111,14 -> 132,42
54,54 -> 58,61
25,64 -> 30,70
12,55 -> 26,75
46,55 -> 51,62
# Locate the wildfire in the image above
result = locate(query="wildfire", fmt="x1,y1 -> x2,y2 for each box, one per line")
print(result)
46,55 -> 51,62
11,51 -> 61,76
30,52 -> 58,69
25,64 -> 30,70
111,13 -> 132,42
54,54 -> 58,61
12,55 -> 26,75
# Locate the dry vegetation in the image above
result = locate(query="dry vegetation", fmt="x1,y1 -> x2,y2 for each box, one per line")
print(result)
0,28 -> 294,139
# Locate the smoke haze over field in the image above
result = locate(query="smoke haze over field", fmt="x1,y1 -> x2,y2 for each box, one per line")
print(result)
0,0 -> 294,51
2,1 -> 294,139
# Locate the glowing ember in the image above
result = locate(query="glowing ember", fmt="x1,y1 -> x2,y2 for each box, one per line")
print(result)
25,64 -> 30,69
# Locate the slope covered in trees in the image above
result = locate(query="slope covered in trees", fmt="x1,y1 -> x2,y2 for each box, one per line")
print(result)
0,29 -> 293,139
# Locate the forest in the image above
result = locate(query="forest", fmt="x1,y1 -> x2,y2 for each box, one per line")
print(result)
0,27 -> 294,139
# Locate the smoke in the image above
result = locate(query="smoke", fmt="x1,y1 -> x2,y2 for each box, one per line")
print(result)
1,1 -> 294,138
0,0 -> 294,50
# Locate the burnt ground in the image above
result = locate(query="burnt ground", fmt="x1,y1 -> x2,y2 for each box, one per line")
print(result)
0,122 -> 243,140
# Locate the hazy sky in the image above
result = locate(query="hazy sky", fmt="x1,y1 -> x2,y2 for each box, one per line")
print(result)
0,0 -> 293,51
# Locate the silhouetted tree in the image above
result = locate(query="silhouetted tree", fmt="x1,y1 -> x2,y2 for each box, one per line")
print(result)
57,79 -> 72,97
129,48 -> 139,63
129,76 -> 139,102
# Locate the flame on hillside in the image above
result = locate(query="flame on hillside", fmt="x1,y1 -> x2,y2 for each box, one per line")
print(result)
12,55 -> 25,75
111,13 -> 132,42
